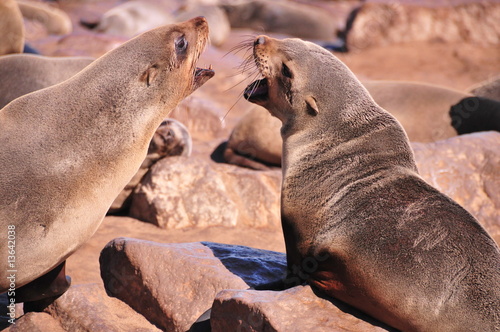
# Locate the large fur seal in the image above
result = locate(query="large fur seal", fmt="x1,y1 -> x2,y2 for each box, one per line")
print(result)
0,54 -> 94,109
0,17 -> 213,309
243,35 -> 500,331
0,0 -> 25,55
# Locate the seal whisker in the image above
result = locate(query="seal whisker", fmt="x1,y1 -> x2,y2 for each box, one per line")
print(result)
221,70 -> 262,122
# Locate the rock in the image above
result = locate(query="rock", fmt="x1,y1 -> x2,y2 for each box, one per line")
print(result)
212,286 -> 394,332
108,119 -> 192,214
99,239 -> 287,331
347,1 -> 500,50
129,156 -> 281,229
45,283 -> 160,332
169,95 -> 225,141
3,312 -> 65,332
412,132 -> 500,243
468,75 -> 500,102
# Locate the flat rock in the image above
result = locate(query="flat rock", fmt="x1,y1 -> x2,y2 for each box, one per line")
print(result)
2,312 -> 65,332
412,132 -> 500,243
45,283 -> 160,332
99,238 -> 286,332
347,1 -> 500,49
211,286 -> 394,332
129,156 -> 281,229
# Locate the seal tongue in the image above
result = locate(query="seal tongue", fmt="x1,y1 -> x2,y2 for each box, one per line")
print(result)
193,66 -> 215,91
244,78 -> 269,102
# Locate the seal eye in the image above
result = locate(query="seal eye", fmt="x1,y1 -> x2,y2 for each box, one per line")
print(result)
175,36 -> 188,52
282,63 -> 292,78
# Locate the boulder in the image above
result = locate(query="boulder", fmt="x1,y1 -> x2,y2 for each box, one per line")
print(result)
45,283 -> 160,332
212,286 -> 394,332
129,156 -> 281,229
99,239 -> 286,331
3,312 -> 65,332
347,1 -> 500,50
412,132 -> 500,243
169,95 -> 226,141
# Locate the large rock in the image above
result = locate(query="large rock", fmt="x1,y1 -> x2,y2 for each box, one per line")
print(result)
412,132 -> 500,243
45,283 -> 160,332
2,312 -> 65,332
212,286 -> 394,332
99,239 -> 286,332
130,156 -> 281,229
347,1 -> 500,50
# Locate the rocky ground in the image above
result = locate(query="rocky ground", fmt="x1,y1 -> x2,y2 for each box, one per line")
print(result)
1,0 -> 499,331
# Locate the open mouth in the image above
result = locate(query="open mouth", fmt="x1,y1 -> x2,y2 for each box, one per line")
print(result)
193,66 -> 215,91
244,77 -> 269,103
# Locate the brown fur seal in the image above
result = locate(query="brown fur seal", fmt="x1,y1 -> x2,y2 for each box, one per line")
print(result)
468,74 -> 500,102
0,54 -> 94,109
223,106 -> 282,170
221,1 -> 341,42
0,17 -> 213,309
109,118 -> 192,214
243,35 -> 500,331
17,0 -> 72,35
0,0 -> 25,55
224,81 -> 469,170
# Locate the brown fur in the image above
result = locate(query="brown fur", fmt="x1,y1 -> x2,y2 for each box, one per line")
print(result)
0,17 -> 213,293
0,0 -> 25,55
244,35 -> 500,332
0,54 -> 94,109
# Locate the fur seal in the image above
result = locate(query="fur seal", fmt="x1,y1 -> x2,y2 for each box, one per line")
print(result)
223,106 -> 282,170
80,1 -> 174,38
109,118 -> 192,214
224,81 -> 470,170
468,74 -> 500,102
0,54 -> 94,109
0,0 -> 25,55
221,1 -> 341,42
17,0 -> 72,35
243,35 -> 500,331
0,17 -> 213,308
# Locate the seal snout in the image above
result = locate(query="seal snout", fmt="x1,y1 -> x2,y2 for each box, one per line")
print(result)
254,36 -> 267,46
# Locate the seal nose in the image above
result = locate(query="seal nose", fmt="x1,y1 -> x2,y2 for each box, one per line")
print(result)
191,16 -> 207,28
254,36 -> 267,46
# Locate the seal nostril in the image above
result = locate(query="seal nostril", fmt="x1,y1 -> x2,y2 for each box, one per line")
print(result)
255,36 -> 266,46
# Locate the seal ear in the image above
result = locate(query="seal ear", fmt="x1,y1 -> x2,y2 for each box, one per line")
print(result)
140,65 -> 159,87
305,95 -> 319,116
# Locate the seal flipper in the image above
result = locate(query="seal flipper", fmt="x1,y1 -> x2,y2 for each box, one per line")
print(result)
450,96 -> 500,134
14,261 -> 71,312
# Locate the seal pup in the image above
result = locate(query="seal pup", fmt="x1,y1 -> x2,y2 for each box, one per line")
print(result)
223,106 -> 282,170
449,96 -> 500,135
0,17 -> 213,309
0,0 -> 25,55
108,118 -> 192,214
468,74 -> 500,102
0,54 -> 94,109
243,35 -> 500,331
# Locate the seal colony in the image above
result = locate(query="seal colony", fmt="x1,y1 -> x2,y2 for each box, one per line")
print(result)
243,36 -> 500,331
0,17 -> 214,309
